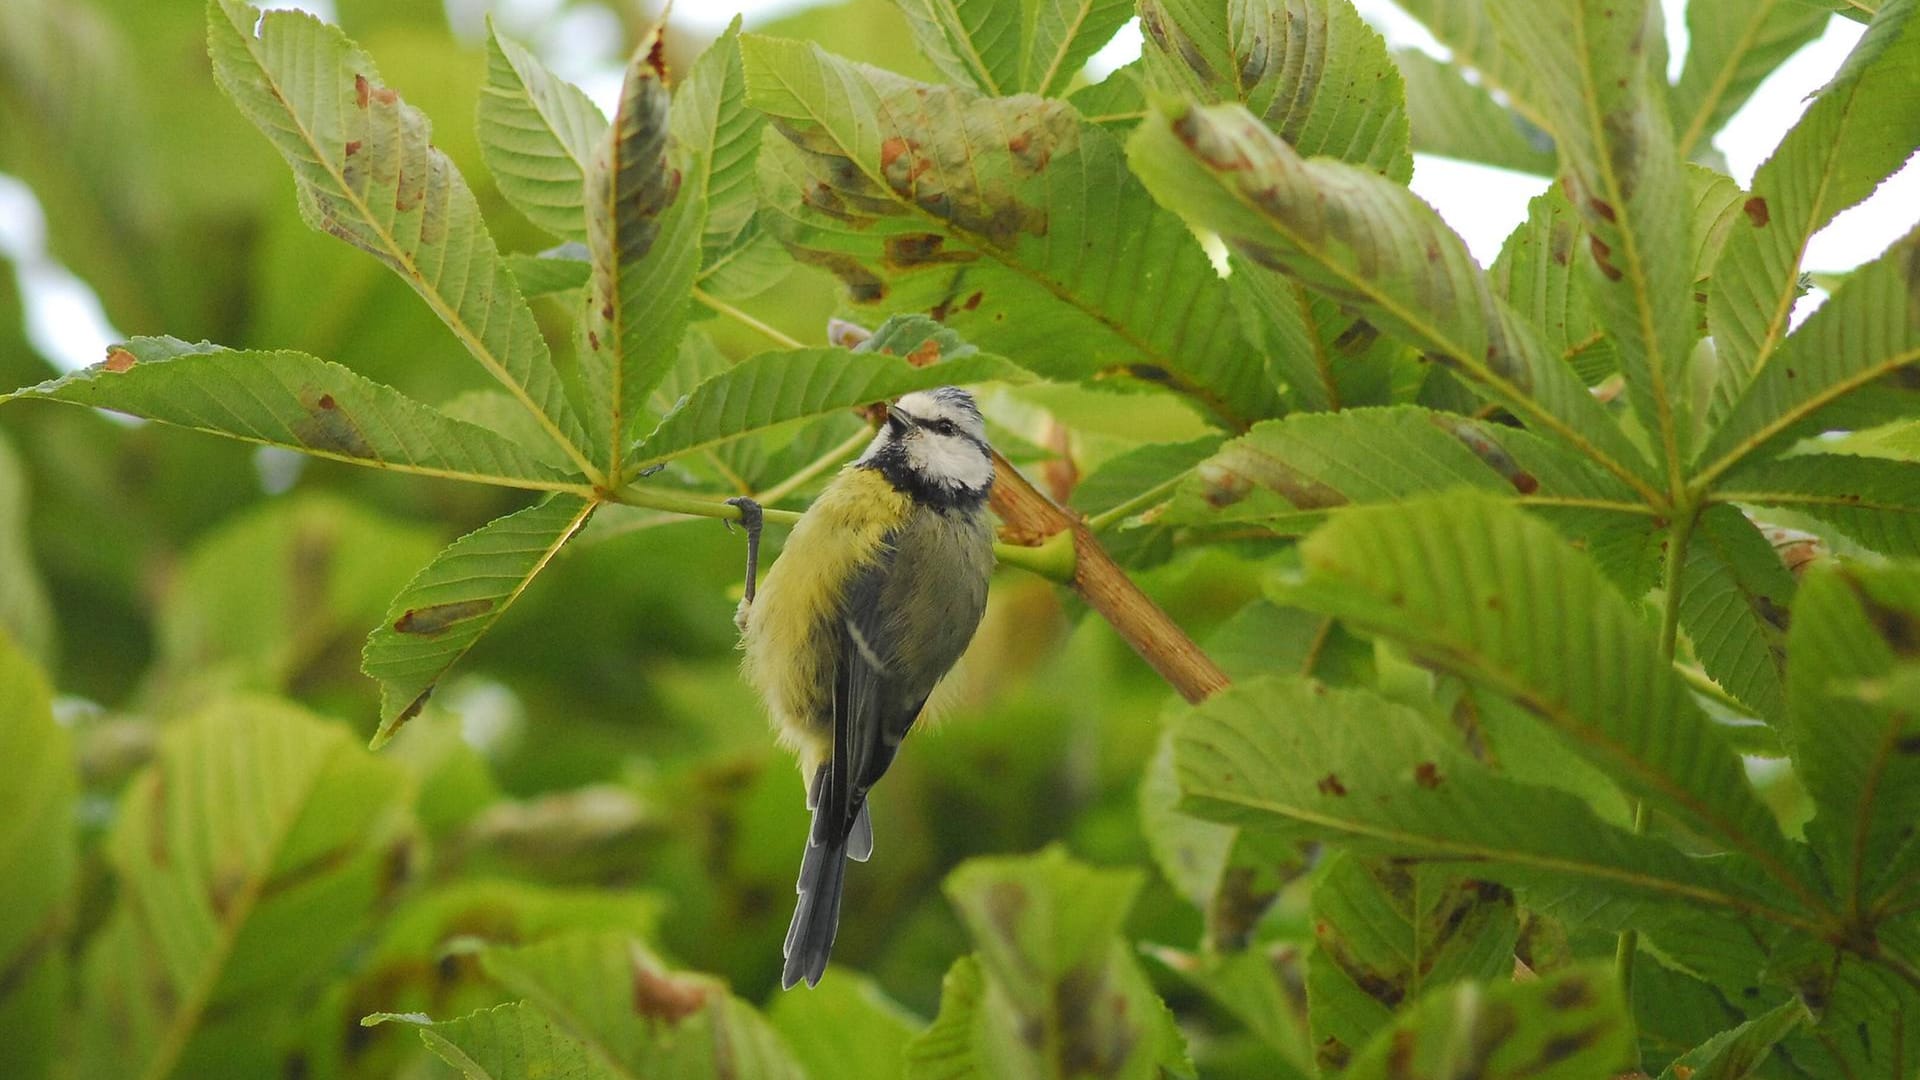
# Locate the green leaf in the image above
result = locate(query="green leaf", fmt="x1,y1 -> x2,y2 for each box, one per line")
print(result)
478,22 -> 608,242
487,934 -> 804,1080
744,35 -> 1283,429
580,29 -> 706,469
1697,223 -> 1920,482
1139,0 -> 1414,182
1767,923 -> 1920,1077
1489,0 -> 1695,480
1137,0 -> 1422,413
768,973 -> 922,1080
1127,99 -> 1659,499
1228,262 -> 1417,412
150,493 -> 441,705
1067,60 -> 1147,129
1784,563 -> 1920,910
1204,599 -> 1376,685
1703,0 -> 1920,421
391,1004 -> 622,1080
1141,727 -> 1305,949
1798,0 -> 1881,23
674,21 -> 771,278
1672,0 -> 1830,159
1277,496 -> 1817,902
1398,48 -> 1556,175
1490,188 -> 1611,384
4,337 -> 584,492
78,700 -> 412,1080
1656,998 -> 1809,1080
1072,435 -> 1225,566
504,247 -> 591,298
0,635 -> 70,1080
1722,453 -> 1920,556
0,433 -> 54,669
1386,0 -> 1531,111
1147,945 -> 1315,1074
362,494 -> 596,747
379,934 -> 804,1080
1307,853 -> 1519,1072
1160,406 -> 1645,533
909,847 -> 1194,1080
1171,677 -> 1800,929
1676,505 -> 1795,722
627,316 -> 1023,470
893,0 -> 1136,97
1341,964 -> 1632,1079
206,0 -> 597,477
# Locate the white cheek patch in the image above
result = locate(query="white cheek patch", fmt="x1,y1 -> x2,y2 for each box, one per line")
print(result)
908,434 -> 993,491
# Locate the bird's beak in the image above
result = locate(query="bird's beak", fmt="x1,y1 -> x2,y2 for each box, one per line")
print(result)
885,404 -> 911,437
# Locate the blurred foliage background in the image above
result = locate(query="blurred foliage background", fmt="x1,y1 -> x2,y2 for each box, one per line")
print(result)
0,0 -> 1267,1071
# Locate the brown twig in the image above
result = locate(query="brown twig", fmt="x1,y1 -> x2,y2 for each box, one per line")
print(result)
987,447 -> 1230,705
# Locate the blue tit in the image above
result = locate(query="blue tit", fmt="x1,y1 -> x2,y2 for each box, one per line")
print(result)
735,386 -> 996,989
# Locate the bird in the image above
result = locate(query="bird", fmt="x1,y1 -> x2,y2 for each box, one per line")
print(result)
731,386 -> 996,989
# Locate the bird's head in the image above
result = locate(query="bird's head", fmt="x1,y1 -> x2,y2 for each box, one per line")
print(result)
860,387 -> 993,500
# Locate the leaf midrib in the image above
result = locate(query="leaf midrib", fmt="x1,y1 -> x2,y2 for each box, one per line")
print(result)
1676,0 -> 1780,158
1186,786 -> 1821,933
137,739 -> 344,1080
1570,0 -> 1684,492
222,9 -> 600,482
1696,343 -> 1920,486
1033,0 -> 1097,96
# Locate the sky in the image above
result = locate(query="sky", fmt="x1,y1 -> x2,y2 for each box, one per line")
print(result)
2,0 -> 1916,375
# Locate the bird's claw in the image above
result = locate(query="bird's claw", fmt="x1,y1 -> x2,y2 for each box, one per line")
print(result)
727,497 -> 764,605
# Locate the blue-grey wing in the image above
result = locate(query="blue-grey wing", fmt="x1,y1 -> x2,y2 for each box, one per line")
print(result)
819,510 -> 991,855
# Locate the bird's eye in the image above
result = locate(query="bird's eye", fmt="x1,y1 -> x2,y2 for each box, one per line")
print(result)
933,420 -> 957,436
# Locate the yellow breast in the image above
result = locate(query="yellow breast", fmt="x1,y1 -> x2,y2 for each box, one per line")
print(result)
739,466 -> 912,766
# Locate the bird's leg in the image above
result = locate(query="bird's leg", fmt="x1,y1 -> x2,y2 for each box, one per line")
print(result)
725,496 -> 764,610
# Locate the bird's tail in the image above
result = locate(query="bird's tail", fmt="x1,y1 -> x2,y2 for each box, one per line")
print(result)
783,816 -> 848,990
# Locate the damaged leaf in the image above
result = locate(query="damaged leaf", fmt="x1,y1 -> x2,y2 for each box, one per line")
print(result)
745,35 -> 1283,429
362,495 -> 596,747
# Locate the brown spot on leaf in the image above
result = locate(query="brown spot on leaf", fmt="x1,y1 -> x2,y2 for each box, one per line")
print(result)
103,347 -> 137,373
393,599 -> 494,635
1332,320 -> 1379,356
1744,197 -> 1770,227
631,956 -> 708,1023
1588,198 -> 1617,223
588,331 -> 600,351
984,881 -> 1028,947
1546,974 -> 1592,1009
962,290 -> 983,311
906,339 -> 942,367
792,248 -> 888,304
344,140 -> 361,157
371,85 -> 398,107
1317,773 -> 1347,797
1589,235 -> 1623,281
293,390 -> 375,457
1414,762 -> 1442,789
1197,463 -> 1253,507
354,73 -> 370,108
884,232 -> 979,269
